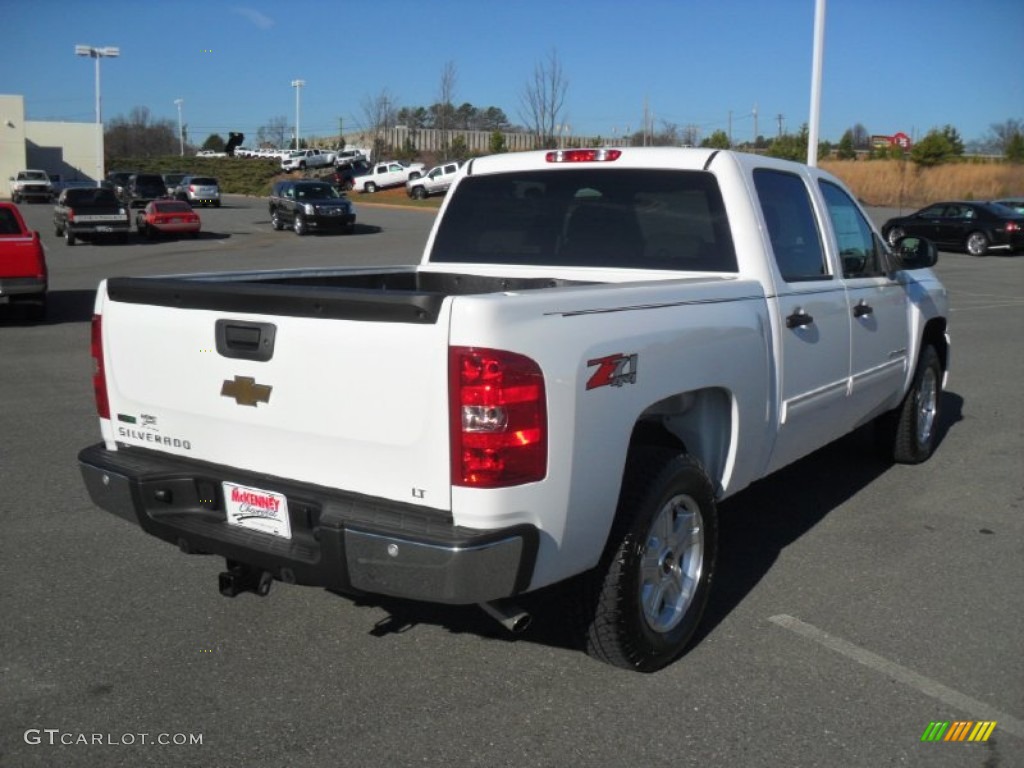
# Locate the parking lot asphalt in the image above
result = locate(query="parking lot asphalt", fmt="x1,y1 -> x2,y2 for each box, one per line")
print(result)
1,197 -> 1022,768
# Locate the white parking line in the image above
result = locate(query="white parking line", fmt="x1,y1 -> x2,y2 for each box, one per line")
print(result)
769,614 -> 1024,739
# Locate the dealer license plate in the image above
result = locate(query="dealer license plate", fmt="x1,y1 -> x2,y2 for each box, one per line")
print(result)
223,481 -> 291,539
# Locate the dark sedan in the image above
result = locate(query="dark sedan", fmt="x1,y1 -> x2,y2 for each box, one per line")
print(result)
994,198 -> 1024,215
882,201 -> 1024,256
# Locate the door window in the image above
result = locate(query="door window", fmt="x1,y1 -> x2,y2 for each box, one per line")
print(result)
753,169 -> 829,282
819,180 -> 887,278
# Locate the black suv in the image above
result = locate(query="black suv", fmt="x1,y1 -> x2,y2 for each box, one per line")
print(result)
268,180 -> 356,235
123,173 -> 169,209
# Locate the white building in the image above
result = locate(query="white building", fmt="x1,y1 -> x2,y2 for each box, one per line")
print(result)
1,94 -> 100,192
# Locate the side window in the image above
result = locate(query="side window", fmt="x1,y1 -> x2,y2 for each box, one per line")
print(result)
753,169 -> 829,282
819,180 -> 886,278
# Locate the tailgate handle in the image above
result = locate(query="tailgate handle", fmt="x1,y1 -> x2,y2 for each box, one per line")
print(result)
215,320 -> 276,362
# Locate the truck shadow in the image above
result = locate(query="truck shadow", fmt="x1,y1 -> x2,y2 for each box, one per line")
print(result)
353,391 -> 964,662
0,288 -> 97,325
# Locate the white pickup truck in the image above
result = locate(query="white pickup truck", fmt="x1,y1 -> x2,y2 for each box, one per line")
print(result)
78,148 -> 949,672
8,170 -> 54,203
352,160 -> 425,193
281,149 -> 336,172
406,161 -> 461,199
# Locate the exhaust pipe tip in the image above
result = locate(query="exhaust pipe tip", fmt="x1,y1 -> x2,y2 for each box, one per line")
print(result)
479,600 -> 532,634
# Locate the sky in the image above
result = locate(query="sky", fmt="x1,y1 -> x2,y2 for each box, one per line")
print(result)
3,0 -> 1022,148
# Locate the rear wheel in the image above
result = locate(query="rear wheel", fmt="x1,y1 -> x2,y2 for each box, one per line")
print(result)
271,210 -> 284,231
581,448 -> 717,672
64,227 -> 75,246
966,231 -> 989,256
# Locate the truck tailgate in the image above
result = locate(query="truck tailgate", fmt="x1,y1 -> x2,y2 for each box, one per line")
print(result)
0,235 -> 43,277
99,286 -> 454,511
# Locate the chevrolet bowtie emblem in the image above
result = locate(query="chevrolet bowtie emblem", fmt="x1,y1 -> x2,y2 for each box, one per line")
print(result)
221,376 -> 272,407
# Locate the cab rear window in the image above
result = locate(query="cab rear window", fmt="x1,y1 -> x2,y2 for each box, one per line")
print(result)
431,169 -> 737,272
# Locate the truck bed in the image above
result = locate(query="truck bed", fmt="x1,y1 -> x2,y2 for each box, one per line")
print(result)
106,268 -> 594,323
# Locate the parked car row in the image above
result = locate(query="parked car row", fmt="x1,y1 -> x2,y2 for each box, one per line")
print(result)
53,184 -> 202,245
882,200 -> 1024,256
102,171 -> 221,208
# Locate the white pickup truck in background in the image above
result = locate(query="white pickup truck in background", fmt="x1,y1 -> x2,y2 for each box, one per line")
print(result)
79,148 -> 949,672
8,170 -> 54,203
281,149 -> 336,172
406,161 -> 461,199
351,160 -> 425,192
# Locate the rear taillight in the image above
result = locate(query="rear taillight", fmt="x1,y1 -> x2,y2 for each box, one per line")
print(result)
1006,221 -> 1021,232
91,314 -> 110,419
449,347 -> 547,488
66,208 -> 75,222
189,185 -> 196,192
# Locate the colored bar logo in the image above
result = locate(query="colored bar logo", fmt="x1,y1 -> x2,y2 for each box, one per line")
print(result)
921,721 -> 997,742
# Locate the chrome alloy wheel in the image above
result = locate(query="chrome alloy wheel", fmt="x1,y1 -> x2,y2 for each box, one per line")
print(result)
639,493 -> 705,634
966,231 -> 988,256
915,365 -> 938,448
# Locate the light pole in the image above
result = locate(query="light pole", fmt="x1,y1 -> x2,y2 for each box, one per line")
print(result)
174,98 -> 184,156
291,79 -> 305,150
75,44 -> 119,181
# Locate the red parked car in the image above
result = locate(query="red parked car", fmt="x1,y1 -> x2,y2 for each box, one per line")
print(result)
135,200 -> 201,240
0,202 -> 47,320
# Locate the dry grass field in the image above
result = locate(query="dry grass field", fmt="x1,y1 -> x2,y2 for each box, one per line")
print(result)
820,159 -> 1024,209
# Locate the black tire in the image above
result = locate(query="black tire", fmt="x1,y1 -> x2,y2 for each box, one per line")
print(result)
293,214 -> 308,236
581,448 -> 718,672
411,186 -> 427,200
64,227 -> 75,246
12,192 -> 20,204
877,345 -> 942,464
365,182 -> 377,194
965,231 -> 989,257
886,226 -> 905,248
271,210 -> 284,231
214,200 -> 221,208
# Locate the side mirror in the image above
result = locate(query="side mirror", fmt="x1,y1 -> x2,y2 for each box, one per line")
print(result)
893,236 -> 938,270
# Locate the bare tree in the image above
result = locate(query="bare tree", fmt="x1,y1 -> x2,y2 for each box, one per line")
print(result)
361,88 -> 397,160
104,106 -> 177,157
988,118 -> 1023,154
256,116 -> 289,148
437,61 -> 457,159
519,48 -> 568,149
851,122 -> 870,150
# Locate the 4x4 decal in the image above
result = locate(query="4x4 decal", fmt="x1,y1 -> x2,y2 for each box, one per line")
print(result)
586,353 -> 638,390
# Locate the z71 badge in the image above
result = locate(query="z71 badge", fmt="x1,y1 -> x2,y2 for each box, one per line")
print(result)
587,353 -> 638,390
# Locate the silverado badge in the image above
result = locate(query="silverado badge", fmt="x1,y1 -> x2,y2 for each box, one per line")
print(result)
221,376 -> 272,407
